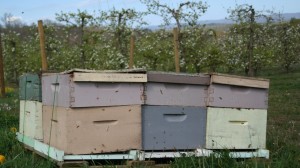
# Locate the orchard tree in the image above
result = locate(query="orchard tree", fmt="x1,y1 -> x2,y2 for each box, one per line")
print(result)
56,10 -> 93,68
2,25 -> 41,83
2,31 -> 21,83
290,17 -> 300,26
135,29 -> 174,71
274,22 -> 300,72
0,26 -> 5,97
97,8 -> 146,69
140,0 -> 207,31
42,24 -> 71,71
181,27 -> 224,73
228,4 -> 273,76
140,0 -> 208,71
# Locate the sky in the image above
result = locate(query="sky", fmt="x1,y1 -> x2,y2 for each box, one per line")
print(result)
1,0 -> 300,25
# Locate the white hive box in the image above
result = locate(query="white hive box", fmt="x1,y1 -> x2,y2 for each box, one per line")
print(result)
43,105 -> 142,154
206,107 -> 267,149
19,100 -> 43,141
207,73 -> 269,109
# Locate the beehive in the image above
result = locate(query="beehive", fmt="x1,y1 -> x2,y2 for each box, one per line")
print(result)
206,74 -> 269,109
43,105 -> 142,154
19,74 -> 41,101
19,100 -> 43,140
206,107 -> 267,149
145,72 -> 210,106
42,70 -> 146,107
142,105 -> 207,150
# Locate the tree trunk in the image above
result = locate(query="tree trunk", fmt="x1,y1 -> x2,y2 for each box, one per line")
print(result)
248,6 -> 255,77
173,27 -> 180,73
80,17 -> 85,69
0,31 -> 5,97
11,41 -> 18,83
175,18 -> 185,71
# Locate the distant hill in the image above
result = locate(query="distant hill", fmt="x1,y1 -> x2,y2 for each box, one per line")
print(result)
146,12 -> 300,30
276,12 -> 300,20
200,12 -> 300,25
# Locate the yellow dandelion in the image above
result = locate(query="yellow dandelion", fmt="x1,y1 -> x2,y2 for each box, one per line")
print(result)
5,87 -> 15,93
10,127 -> 17,133
0,155 -> 5,164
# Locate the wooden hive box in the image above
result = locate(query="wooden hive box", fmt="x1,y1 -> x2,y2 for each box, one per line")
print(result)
145,72 -> 210,106
43,105 -> 142,154
206,107 -> 267,149
19,100 -> 43,141
206,73 -> 269,109
42,69 -> 147,107
19,73 -> 42,102
142,105 -> 207,150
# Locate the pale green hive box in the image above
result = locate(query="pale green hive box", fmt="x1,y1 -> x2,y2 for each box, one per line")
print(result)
19,73 -> 42,101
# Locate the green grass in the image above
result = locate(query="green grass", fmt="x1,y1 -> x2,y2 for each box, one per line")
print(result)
168,69 -> 300,168
1,68 -> 300,167
0,90 -> 55,168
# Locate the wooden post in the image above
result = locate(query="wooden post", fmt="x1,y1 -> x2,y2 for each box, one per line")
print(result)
0,31 -> 5,97
129,31 -> 135,69
173,28 -> 180,73
38,20 -> 47,71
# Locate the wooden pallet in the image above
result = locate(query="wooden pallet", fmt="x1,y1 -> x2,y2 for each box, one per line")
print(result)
17,132 -> 269,167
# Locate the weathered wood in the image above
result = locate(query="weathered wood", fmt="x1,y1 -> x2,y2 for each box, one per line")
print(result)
129,31 -> 135,69
63,150 -> 139,160
17,133 -> 270,163
173,28 -> 180,73
42,74 -> 145,107
206,83 -> 269,109
19,73 -> 42,101
16,132 -> 36,149
61,68 -> 146,74
142,106 -> 206,150
19,101 -> 43,140
38,20 -> 48,71
43,105 -> 142,154
127,160 -> 155,167
147,71 -> 210,85
89,164 -> 170,168
210,73 -> 269,88
89,165 -> 127,168
73,72 -> 147,82
0,31 -> 5,97
145,82 -> 207,106
57,161 -> 88,168
206,107 -> 267,149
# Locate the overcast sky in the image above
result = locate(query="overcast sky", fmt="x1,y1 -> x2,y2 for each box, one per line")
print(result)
1,0 -> 300,25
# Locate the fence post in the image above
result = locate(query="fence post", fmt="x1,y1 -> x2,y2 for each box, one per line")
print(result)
38,20 -> 48,71
173,28 -> 180,73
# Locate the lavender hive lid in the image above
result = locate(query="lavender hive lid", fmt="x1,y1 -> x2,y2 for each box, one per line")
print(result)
44,68 -> 148,83
208,73 -> 270,88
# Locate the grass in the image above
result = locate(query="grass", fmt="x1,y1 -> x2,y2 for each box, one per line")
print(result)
0,88 -> 55,168
0,68 -> 300,167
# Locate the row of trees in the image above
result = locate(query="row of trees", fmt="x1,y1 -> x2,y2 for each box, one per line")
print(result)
1,1 -> 300,84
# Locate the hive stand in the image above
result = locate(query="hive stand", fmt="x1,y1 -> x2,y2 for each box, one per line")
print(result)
17,132 -> 269,166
